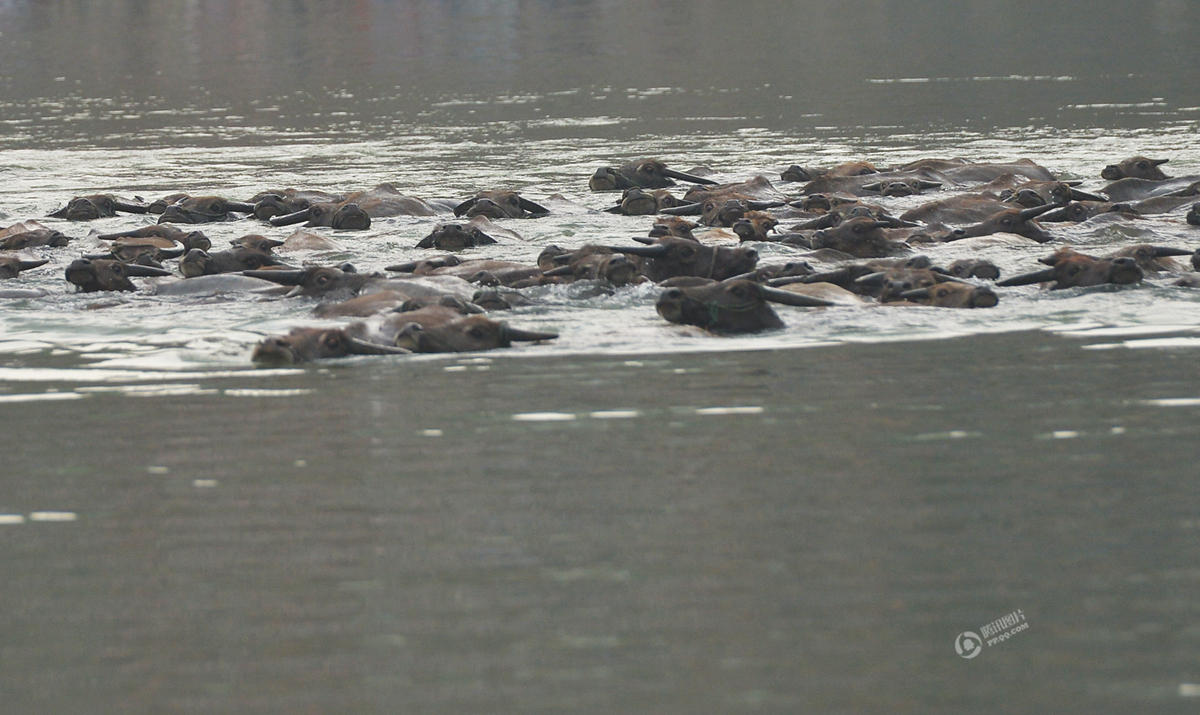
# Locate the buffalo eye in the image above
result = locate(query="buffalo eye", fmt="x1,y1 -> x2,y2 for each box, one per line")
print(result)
467,325 -> 487,340
1137,161 -> 1148,170
315,273 -> 331,286
321,333 -> 343,349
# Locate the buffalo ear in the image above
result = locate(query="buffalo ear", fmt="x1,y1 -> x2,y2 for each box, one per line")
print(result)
415,234 -> 436,249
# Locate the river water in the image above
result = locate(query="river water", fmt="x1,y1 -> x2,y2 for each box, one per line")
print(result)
2,1 -> 1199,712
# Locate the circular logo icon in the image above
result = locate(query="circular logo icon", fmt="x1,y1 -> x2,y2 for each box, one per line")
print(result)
955,631 -> 982,659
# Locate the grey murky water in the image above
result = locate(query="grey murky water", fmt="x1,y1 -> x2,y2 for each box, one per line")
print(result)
2,2 -> 1200,712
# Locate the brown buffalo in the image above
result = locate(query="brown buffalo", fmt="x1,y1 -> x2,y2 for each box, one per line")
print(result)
588,158 -> 717,191
655,278 -> 832,333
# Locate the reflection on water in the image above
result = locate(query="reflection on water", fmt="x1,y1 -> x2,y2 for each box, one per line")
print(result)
3,1 -> 1200,712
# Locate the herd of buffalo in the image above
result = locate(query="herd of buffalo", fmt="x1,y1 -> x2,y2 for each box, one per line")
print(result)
2,153 -> 1199,363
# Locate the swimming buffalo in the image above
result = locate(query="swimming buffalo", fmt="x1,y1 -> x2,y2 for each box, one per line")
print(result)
589,158 -> 718,191
603,187 -> 685,215
64,258 -> 171,292
608,236 -> 758,282
0,255 -> 49,279
0,228 -> 71,250
179,247 -> 291,277
251,327 -> 411,364
998,255 -> 1143,290
416,223 -> 499,250
899,282 -> 999,308
655,278 -> 832,333
453,190 -> 550,219
47,194 -> 149,221
157,196 -> 258,224
1101,156 -> 1170,181
391,314 -> 558,353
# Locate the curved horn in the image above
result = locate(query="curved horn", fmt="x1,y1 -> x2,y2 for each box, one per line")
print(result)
1016,202 -> 1061,221
385,261 -> 419,273
860,182 -> 883,192
122,263 -> 173,277
111,199 -> 150,214
1068,188 -> 1108,202
758,285 -> 834,307
997,267 -> 1058,287
500,325 -> 559,342
242,268 -> 307,285
1152,246 -> 1193,257
15,258 -> 50,271
518,197 -> 551,216
269,207 -> 314,227
452,197 -> 476,217
542,265 -> 575,277
658,202 -> 704,216
746,200 -> 786,210
661,168 -> 719,185
853,271 -> 888,287
225,201 -> 258,214
917,180 -> 943,190
608,244 -> 670,258
899,287 -> 932,300
346,337 -> 412,356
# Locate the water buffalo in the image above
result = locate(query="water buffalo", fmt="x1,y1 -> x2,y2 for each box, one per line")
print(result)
1038,245 -> 1191,274
648,217 -> 700,240
607,236 -> 758,282
731,212 -> 780,242
809,216 -> 911,257
1100,176 -> 1200,203
47,194 -> 149,220
269,184 -> 448,228
899,282 -> 999,308
453,190 -> 550,219
247,189 -> 344,220
1101,156 -> 1170,181
603,187 -> 685,215
998,255 -> 1143,290
97,225 -> 212,252
416,222 -> 499,250
542,245 -> 644,285
179,247 -> 291,277
0,227 -> 71,250
386,256 -> 543,287
655,278 -> 832,333
946,259 -> 1001,280
64,257 -> 171,292
229,234 -> 285,252
1001,180 -> 1106,207
269,201 -> 371,230
588,158 -> 718,191
0,255 -> 49,279
158,196 -> 258,224
944,203 -> 1059,243
243,264 -> 375,298
391,314 -> 558,353
251,327 -> 411,364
